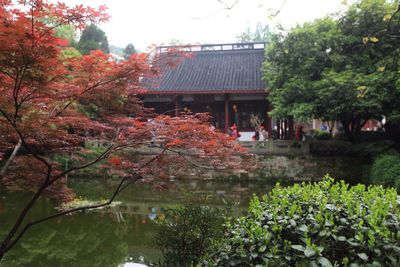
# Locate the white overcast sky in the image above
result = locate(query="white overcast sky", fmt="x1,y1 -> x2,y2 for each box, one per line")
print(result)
59,0 -> 351,50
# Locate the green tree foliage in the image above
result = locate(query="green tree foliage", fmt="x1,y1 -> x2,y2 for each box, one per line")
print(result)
370,153 -> 400,190
109,45 -> 124,57
54,23 -> 82,58
264,0 -> 400,141
55,25 -> 78,47
60,47 -> 82,59
237,22 -> 272,43
77,24 -> 109,55
154,204 -> 224,267
168,38 -> 183,46
123,43 -> 136,60
210,177 -> 400,266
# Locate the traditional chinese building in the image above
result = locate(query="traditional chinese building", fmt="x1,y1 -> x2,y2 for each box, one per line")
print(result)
142,42 -> 294,140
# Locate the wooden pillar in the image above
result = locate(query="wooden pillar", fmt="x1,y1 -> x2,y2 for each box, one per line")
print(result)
174,95 -> 179,117
288,116 -> 294,139
266,104 -> 272,140
277,119 -> 281,140
224,94 -> 230,132
283,119 -> 288,140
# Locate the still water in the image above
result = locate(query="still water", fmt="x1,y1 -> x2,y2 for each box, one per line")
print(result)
0,178 -> 277,266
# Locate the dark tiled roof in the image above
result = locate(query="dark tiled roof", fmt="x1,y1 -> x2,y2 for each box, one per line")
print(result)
145,46 -> 266,94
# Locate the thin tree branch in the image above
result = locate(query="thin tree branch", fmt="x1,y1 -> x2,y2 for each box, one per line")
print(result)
2,148 -> 167,254
0,139 -> 22,177
158,146 -> 215,170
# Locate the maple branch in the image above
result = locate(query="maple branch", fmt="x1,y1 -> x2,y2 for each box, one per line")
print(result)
48,67 -> 141,120
1,148 -> 167,255
0,107 -> 52,179
12,124 -> 53,179
0,169 -> 50,259
51,145 -> 116,182
161,146 -> 215,170
0,132 -> 118,259
0,139 -> 21,177
0,65 -> 142,177
0,145 -> 113,259
0,69 -> 15,80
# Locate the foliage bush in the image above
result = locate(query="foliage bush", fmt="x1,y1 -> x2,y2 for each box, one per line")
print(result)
370,154 -> 400,191
313,130 -> 332,140
154,204 -> 224,267
208,177 -> 400,267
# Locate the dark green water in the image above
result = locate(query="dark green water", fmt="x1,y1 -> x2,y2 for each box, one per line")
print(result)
0,178 -> 276,266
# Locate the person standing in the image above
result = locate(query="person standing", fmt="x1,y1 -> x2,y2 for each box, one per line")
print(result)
230,123 -> 240,140
252,127 -> 260,141
259,126 -> 268,141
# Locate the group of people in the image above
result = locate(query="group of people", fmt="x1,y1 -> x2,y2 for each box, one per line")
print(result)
229,123 -> 306,141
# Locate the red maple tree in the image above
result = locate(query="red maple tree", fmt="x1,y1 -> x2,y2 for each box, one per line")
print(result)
0,0 -> 254,259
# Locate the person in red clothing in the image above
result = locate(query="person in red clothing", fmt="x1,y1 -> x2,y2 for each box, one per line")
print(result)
230,123 -> 240,139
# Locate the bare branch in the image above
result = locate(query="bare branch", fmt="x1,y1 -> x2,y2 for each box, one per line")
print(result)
217,0 -> 240,10
191,0 -> 240,20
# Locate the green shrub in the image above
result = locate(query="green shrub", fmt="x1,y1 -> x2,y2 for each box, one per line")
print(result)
154,204 -> 224,267
314,130 -> 332,140
209,177 -> 400,267
370,154 -> 400,190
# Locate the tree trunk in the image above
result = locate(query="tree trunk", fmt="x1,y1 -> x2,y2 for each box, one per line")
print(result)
341,117 -> 356,142
0,139 -> 22,177
341,116 -> 367,143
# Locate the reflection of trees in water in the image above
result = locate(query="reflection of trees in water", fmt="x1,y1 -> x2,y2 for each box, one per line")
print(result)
0,179 -> 277,265
70,178 -> 275,206
1,212 -> 127,267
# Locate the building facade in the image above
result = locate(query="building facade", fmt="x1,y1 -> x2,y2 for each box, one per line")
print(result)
142,42 -> 293,139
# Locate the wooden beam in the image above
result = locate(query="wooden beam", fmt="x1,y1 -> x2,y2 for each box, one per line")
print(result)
282,119 -> 288,140
277,119 -> 281,140
288,116 -> 294,139
266,104 -> 272,140
224,94 -> 229,132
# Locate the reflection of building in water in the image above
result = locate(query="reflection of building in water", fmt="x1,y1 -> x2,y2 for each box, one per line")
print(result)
120,262 -> 147,267
99,200 -> 248,219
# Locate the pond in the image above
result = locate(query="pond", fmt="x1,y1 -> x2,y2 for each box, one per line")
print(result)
0,178 -> 278,266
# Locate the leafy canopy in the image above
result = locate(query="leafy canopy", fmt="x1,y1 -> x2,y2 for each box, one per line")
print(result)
77,23 -> 109,55
264,0 -> 400,140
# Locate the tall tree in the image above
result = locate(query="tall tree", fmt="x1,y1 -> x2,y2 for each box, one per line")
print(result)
123,43 -> 136,60
264,0 -> 400,141
237,22 -> 272,43
0,0 -> 251,259
77,24 -> 109,55
168,38 -> 183,46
